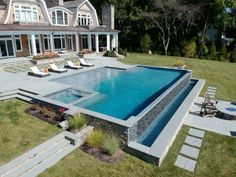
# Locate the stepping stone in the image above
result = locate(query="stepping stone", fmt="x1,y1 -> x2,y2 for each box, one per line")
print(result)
188,128 -> 205,138
208,86 -> 217,90
175,155 -> 196,172
180,144 -> 200,159
206,92 -> 216,96
207,89 -> 216,93
185,135 -> 203,148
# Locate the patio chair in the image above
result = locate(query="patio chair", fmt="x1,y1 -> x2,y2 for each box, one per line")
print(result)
79,58 -> 94,67
65,61 -> 83,70
49,64 -> 67,73
28,66 -> 50,78
201,107 -> 218,117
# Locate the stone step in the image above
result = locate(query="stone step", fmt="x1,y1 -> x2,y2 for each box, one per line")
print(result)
16,95 -> 33,103
0,94 -> 17,101
0,90 -> 18,98
2,139 -> 70,177
22,145 -> 75,177
0,133 -> 65,175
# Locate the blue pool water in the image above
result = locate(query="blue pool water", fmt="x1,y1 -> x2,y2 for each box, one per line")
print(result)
47,89 -> 83,104
53,67 -> 187,120
138,81 -> 195,147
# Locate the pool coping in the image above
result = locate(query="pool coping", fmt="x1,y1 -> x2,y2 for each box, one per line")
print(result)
127,78 -> 205,165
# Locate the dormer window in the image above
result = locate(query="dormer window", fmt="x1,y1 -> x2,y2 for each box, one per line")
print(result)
14,6 -> 38,22
77,13 -> 92,26
51,10 -> 68,26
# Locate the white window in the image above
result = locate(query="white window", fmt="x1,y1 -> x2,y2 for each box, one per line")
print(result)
43,35 -> 51,51
14,35 -> 22,51
53,35 -> 66,49
77,14 -> 92,26
50,10 -> 69,26
14,5 -> 38,22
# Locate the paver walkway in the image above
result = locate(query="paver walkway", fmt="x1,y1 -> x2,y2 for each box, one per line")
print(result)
175,127 -> 205,172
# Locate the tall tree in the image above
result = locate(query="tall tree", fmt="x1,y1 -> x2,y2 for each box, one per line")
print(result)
144,0 -> 200,55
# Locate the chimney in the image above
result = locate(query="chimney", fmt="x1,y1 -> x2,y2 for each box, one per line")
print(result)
102,4 -> 114,29
59,0 -> 64,6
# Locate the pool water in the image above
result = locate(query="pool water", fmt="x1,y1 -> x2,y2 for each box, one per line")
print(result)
138,81 -> 195,147
47,89 -> 83,104
53,67 -> 187,120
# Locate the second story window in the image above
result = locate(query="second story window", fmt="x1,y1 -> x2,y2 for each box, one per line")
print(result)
77,14 -> 92,26
14,6 -> 38,22
51,10 -> 68,26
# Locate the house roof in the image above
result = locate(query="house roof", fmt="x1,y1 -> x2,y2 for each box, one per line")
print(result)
45,0 -> 59,8
64,0 -> 87,8
0,24 -> 88,33
88,26 -> 120,33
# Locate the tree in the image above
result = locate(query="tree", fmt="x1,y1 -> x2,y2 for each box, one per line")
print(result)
197,40 -> 208,59
219,43 -> 227,61
208,42 -> 217,60
181,40 -> 197,58
229,45 -> 236,63
144,0 -> 200,55
140,34 -> 152,53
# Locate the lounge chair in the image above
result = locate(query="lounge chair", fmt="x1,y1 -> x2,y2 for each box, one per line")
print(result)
79,58 -> 94,67
49,64 -> 67,73
65,61 -> 83,70
28,66 -> 50,78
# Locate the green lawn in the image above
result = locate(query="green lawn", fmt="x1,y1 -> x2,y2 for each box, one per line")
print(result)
0,99 -> 61,165
123,53 -> 236,101
40,125 -> 236,177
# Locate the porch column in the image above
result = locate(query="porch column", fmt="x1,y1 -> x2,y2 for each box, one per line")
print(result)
50,34 -> 54,52
75,33 -> 80,52
95,33 -> 99,53
115,33 -> 118,51
88,34 -> 92,50
112,34 -> 116,50
106,34 -> 110,51
31,34 -> 37,56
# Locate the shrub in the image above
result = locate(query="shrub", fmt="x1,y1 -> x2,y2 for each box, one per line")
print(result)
103,50 -> 117,57
208,42 -> 217,60
174,60 -> 185,67
102,134 -> 120,156
87,129 -> 106,148
229,46 -> 236,63
118,48 -> 127,57
68,113 -> 87,130
140,34 -> 152,53
197,41 -> 208,59
33,53 -> 59,60
79,49 -> 93,55
182,40 -> 197,58
218,44 -> 227,61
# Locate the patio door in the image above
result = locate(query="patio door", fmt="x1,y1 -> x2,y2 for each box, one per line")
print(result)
81,35 -> 88,49
28,35 -> 42,55
67,35 -> 73,51
0,36 -> 15,59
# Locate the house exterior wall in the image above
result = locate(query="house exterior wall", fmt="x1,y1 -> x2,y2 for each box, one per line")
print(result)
16,35 -> 30,57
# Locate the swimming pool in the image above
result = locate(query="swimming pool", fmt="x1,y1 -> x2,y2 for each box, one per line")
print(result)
53,66 -> 187,120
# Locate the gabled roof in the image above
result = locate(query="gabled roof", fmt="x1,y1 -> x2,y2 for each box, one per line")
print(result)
45,0 -> 60,8
64,0 -> 87,9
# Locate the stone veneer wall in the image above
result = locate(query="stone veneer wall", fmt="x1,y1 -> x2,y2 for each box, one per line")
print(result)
101,4 -> 115,29
128,73 -> 191,142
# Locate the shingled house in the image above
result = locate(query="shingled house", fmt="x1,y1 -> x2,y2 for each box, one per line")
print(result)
0,0 -> 119,59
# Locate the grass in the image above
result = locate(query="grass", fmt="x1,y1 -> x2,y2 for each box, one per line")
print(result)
40,125 -> 236,177
123,53 -> 236,101
0,99 -> 61,165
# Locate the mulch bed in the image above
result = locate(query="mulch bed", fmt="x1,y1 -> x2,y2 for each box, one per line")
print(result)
81,143 -> 124,163
25,108 -> 62,125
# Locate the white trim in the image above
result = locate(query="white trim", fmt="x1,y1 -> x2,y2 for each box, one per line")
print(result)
14,35 -> 23,52
0,35 -> 16,58
28,34 -> 42,56
3,0 -> 13,24
43,35 -> 51,51
48,7 -> 73,15
50,9 -> 69,26
67,35 -> 74,51
40,0 -> 53,25
14,5 -> 39,23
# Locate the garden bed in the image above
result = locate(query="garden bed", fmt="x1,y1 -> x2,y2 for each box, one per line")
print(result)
81,143 -> 124,163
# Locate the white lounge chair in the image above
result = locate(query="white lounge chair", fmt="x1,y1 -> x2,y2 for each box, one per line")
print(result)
65,61 -> 83,70
79,58 -> 94,67
28,66 -> 50,78
49,64 -> 67,73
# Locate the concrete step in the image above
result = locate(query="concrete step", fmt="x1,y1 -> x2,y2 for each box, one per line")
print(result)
16,95 -> 33,103
0,133 -> 65,175
0,94 -> 17,101
0,90 -> 18,98
2,139 -> 71,177
22,145 -> 75,177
